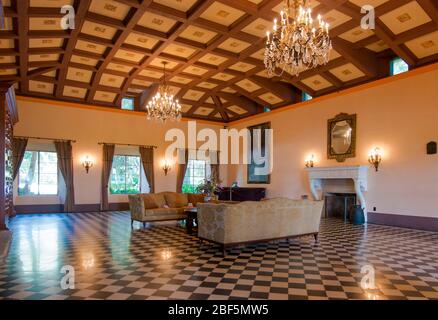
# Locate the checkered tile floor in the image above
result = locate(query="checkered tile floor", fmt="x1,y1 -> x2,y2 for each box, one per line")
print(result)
1,212 -> 438,300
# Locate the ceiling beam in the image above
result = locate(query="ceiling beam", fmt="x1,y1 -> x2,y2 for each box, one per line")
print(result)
249,75 -> 296,102
172,0 -> 348,107
211,95 -> 229,122
331,38 -> 379,77
393,21 -> 438,45
55,0 -> 92,99
117,0 -> 223,106
118,0 -> 286,111
16,0 -> 29,93
27,66 -> 60,79
216,91 -> 262,115
335,0 -> 417,66
229,85 -> 268,109
0,0 -> 4,29
417,0 -> 438,25
86,0 -> 154,104
320,71 -> 343,89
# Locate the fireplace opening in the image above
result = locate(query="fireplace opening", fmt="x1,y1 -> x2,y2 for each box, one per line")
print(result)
324,193 -> 357,222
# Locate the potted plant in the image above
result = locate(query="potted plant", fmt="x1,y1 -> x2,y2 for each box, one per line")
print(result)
196,177 -> 221,202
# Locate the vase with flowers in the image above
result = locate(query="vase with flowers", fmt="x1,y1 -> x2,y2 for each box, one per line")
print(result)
196,177 -> 221,202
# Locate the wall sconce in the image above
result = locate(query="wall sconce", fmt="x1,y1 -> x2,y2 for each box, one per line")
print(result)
368,148 -> 382,172
305,154 -> 315,168
82,156 -> 94,174
162,160 -> 172,176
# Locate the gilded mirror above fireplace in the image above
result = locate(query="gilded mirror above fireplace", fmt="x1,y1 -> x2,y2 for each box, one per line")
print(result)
327,113 -> 357,162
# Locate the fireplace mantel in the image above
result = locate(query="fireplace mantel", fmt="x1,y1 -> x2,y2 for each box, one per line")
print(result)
305,166 -> 369,219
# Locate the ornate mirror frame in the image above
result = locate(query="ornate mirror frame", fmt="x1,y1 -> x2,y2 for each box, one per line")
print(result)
327,113 -> 357,162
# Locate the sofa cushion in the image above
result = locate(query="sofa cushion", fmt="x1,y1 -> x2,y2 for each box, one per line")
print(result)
149,193 -> 167,208
142,193 -> 166,209
162,192 -> 189,208
142,194 -> 157,209
188,193 -> 205,206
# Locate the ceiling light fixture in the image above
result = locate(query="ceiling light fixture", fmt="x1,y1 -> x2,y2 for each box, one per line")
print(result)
146,61 -> 182,122
265,0 -> 332,76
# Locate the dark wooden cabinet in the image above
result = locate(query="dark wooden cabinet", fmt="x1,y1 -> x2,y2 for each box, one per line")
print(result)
218,187 -> 266,202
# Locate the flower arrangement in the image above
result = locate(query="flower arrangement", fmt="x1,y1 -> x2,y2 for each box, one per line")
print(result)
196,177 -> 221,197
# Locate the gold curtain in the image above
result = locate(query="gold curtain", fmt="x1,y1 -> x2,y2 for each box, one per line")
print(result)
101,144 -> 115,211
139,147 -> 155,193
176,149 -> 189,193
54,141 -> 75,212
12,137 -> 28,181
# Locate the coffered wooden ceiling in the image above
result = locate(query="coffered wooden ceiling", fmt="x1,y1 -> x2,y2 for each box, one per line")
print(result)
1,0 -> 438,122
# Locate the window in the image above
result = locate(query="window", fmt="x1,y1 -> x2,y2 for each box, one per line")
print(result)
121,98 -> 134,110
390,57 -> 409,76
18,151 -> 58,196
302,92 -> 313,101
182,160 -> 209,194
110,155 -> 141,194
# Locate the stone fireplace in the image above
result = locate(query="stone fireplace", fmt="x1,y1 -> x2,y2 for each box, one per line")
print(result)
305,166 -> 369,221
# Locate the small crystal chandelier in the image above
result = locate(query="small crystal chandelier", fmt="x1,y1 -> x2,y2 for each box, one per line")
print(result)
265,0 -> 332,76
146,61 -> 182,122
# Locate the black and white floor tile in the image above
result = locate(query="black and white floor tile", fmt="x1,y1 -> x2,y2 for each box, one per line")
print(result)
0,212 -> 437,300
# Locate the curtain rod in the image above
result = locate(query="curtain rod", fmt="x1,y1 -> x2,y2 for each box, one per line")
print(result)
14,135 -> 76,143
98,142 -> 157,149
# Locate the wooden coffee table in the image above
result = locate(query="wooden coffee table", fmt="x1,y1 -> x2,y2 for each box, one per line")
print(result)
184,207 -> 198,234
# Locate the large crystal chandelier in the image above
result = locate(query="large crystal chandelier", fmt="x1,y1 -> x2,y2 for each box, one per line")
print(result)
265,0 -> 332,76
146,61 -> 182,122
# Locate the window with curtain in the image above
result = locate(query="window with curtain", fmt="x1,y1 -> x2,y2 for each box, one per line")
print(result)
182,159 -> 210,193
110,155 -> 141,194
18,151 -> 58,196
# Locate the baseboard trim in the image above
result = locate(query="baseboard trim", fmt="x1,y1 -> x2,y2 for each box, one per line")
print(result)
108,203 -> 130,211
15,204 -> 64,214
14,203 -> 129,214
368,212 -> 438,232
73,204 -> 100,212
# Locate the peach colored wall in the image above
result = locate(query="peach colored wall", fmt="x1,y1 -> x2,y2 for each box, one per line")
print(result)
228,68 -> 438,218
13,101 -> 226,206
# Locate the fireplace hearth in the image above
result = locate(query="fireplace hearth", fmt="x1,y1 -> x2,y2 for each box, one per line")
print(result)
324,193 -> 357,222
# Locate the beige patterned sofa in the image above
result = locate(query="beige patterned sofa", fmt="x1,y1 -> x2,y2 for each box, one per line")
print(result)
197,198 -> 324,254
128,192 -> 204,227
